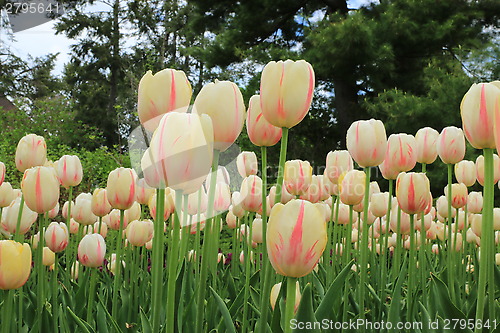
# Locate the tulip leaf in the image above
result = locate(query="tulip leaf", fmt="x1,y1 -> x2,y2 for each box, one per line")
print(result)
96,300 -> 110,333
209,286 -> 237,333
293,283 -> 320,333
97,296 -> 123,333
388,256 -> 408,329
315,259 -> 354,321
419,301 -> 436,333
140,307 -> 153,333
430,273 -> 468,322
67,306 -> 95,333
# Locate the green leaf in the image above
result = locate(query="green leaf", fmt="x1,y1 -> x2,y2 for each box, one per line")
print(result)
97,296 -> 123,333
209,286 -> 237,333
388,256 -> 408,329
293,283 -> 320,333
67,307 -> 95,333
315,259 -> 354,321
140,307 -> 153,333
96,301 -> 109,333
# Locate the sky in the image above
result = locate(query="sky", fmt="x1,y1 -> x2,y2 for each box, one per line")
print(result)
1,0 -> 377,77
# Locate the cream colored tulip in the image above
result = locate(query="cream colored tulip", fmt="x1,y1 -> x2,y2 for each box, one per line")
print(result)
21,166 -> 60,214
346,119 -> 387,167
15,134 -> 47,173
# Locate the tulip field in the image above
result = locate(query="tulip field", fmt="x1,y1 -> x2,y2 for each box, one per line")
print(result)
1,60 -> 500,333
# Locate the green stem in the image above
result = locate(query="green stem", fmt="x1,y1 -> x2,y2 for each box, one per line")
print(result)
166,191 -> 182,333
111,209 -> 125,319
242,213 -> 253,333
2,290 -> 14,333
151,188 -> 165,332
392,207 -> 402,281
13,195 -> 23,242
475,148 -> 495,331
379,178 -> 393,321
52,254 -> 59,329
275,128 -> 289,204
446,163 -> 456,302
36,213 -> 46,333
86,268 -> 98,323
284,277 -> 297,333
358,166 -> 371,322
64,187 -> 73,271
195,150 -> 220,333
407,214 -> 416,321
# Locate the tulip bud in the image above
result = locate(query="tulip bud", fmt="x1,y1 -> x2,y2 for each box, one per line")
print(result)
468,192 -> 483,214
0,240 -> 32,290
45,222 -> 69,253
246,95 -> 282,146
325,150 -> 353,185
270,281 -> 301,312
3,197 -> 37,234
0,182 -> 15,208
15,134 -> 47,173
106,167 -> 137,210
260,59 -> 315,129
78,233 -> 106,268
126,220 -> 154,246
444,183 -> 468,209
56,155 -> 83,188
339,170 -> 366,206
437,126 -> 466,165
149,112 -> 214,193
415,127 -> 439,164
239,175 -> 262,213
267,199 -> 327,277
284,160 -> 312,196
194,80 -> 245,152
135,178 -> 155,205
346,119 -> 387,167
91,188 -> 112,217
460,82 -> 499,149
454,160 -> 476,187
138,69 -> 192,132
42,247 -> 55,266
396,172 -> 431,215
236,151 -> 258,178
125,202 -> 141,222
21,166 -> 60,214
476,154 -> 500,185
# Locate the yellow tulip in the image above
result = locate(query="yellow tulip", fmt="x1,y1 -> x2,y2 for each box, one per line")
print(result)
21,166 -> 60,214
126,220 -> 154,246
0,240 -> 32,290
91,188 -> 112,217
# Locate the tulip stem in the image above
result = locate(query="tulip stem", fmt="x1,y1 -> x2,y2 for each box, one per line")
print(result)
284,277 -> 297,333
275,128 -> 289,203
2,289 -> 14,333
14,195 -> 24,242
65,187 -> 73,273
407,214 -> 416,321
167,191 -> 182,333
475,148 -> 495,332
446,163 -> 457,302
36,213 -> 46,333
195,189 -> 202,280
242,213 -> 252,333
258,145 -> 273,333
392,207 -> 402,281
358,166 -> 371,322
111,209 -> 125,320
86,267 -> 97,324
195,149 -> 220,333
151,188 -> 165,332
379,178 -> 393,321
52,254 -> 59,329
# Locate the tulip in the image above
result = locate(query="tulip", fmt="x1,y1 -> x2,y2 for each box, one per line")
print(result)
226,210 -> 238,229
205,166 -> 231,190
148,191 -> 174,222
444,183 -> 468,209
15,134 -> 47,173
252,218 -> 263,243
231,192 -> 245,218
187,214 -> 206,234
468,192 -> 483,214
454,160 -> 476,187
194,80 -> 245,152
106,209 -> 129,230
62,200 -> 74,220
383,133 -> 418,174
334,203 -> 358,225
138,69 -> 192,132
346,119 -> 387,167
436,126 -> 466,165
0,182 -> 15,208
370,192 -> 390,218
237,151 -> 258,178
460,82 -> 500,149
283,160 -> 312,196
339,170 -> 366,206
78,233 -> 106,268
42,247 -> 55,266
44,222 -> 69,253
21,166 -> 60,214
72,193 -> 97,225
246,95 -> 282,146
0,240 -> 32,290
126,220 -> 154,246
107,167 -> 137,210
2,197 -> 37,234
260,59 -> 315,129
56,155 -> 83,188
186,187 -> 207,215
415,127 -> 439,164
141,148 -> 163,188
91,188 -> 112,217
396,172 -> 431,215
149,112 -> 214,193
268,184 -> 294,207
239,175 -> 262,213
267,199 -> 327,277
69,218 -> 79,234
214,182 -> 231,212
476,154 -> 500,185
324,150 -> 353,184
93,221 -> 108,238
270,281 -> 301,311
135,178 -> 155,205
48,202 -> 59,219
125,202 -> 141,222
0,162 -> 5,186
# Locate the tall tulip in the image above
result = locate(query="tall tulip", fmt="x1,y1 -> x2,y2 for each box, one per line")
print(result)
415,127 -> 439,165
324,150 -> 353,184
135,178 -> 155,205
283,160 -> 313,196
396,172 -> 431,215
476,154 -> 500,185
91,188 -> 112,217
444,183 -> 468,209
339,170 -> 366,206
78,234 -> 106,268
237,151 -> 258,178
106,167 -> 137,210
0,240 -> 32,289
15,134 -> 47,173
73,193 -> 97,226
21,166 -> 60,214
126,220 -> 154,246
239,175 -> 262,213
194,80 -> 245,152
382,133 -> 418,174
346,119 -> 387,167
56,155 -> 83,188
454,160 -> 476,187
3,197 -> 37,234
437,126 -> 466,165
138,69 -> 192,132
260,60 -> 315,129
246,95 -> 282,147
